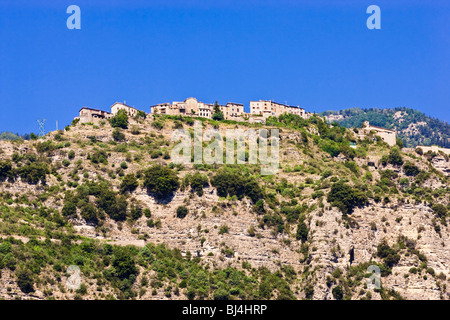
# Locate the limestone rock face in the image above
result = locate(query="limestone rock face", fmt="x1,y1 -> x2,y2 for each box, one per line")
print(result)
0,119 -> 448,300
432,155 -> 450,176
307,202 -> 449,300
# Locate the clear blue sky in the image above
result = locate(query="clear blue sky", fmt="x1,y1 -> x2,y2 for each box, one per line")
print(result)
0,0 -> 449,134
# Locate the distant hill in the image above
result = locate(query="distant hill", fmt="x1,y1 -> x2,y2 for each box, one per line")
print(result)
0,132 -> 21,141
320,107 -> 450,148
0,132 -> 34,141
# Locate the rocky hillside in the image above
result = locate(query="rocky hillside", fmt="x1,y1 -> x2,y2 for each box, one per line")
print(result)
0,112 -> 449,300
320,107 -> 450,148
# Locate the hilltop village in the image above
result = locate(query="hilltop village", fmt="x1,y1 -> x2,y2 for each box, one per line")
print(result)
75,97 -> 309,124
74,97 -> 401,146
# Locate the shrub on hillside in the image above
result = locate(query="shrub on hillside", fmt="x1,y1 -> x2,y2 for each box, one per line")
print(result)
189,172 -> 209,196
62,199 -> 77,218
176,206 -> 188,218
381,147 -> 404,166
129,204 -> 143,220
135,110 -> 147,120
432,204 -> 448,218
68,150 -> 75,160
112,128 -> 125,141
403,162 -> 419,176
36,140 -> 57,154
327,181 -> 368,214
143,164 -> 179,199
97,189 -> 128,221
110,109 -> 128,129
16,268 -> 34,293
332,285 -> 343,300
296,220 -> 309,243
80,203 -> 99,225
18,162 -> 49,184
152,121 -> 164,130
112,247 -> 138,281
376,240 -> 400,268
0,160 -> 13,181
211,167 -> 263,203
120,173 -> 139,194
90,149 -> 108,164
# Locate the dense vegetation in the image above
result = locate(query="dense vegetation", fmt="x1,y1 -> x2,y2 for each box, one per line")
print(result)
320,107 -> 450,148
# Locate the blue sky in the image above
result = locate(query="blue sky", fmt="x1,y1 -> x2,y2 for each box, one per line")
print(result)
0,0 -> 449,134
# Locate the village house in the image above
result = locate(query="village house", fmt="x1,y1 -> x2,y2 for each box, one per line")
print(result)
220,103 -> 245,121
75,107 -> 113,124
249,100 -> 308,119
111,102 -> 139,117
75,102 -> 139,124
360,121 -> 397,146
151,97 -> 246,120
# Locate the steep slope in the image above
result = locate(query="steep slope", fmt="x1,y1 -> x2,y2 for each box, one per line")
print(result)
0,113 -> 448,300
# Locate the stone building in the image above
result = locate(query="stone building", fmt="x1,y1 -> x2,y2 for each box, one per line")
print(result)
361,121 -> 397,146
111,102 -> 138,117
76,107 -> 113,124
149,102 -> 172,115
220,102 -> 245,120
249,100 -> 308,119
416,145 -> 450,155
151,97 -> 245,120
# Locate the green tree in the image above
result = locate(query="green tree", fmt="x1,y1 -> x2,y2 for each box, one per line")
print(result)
332,285 -> 343,300
18,162 -> 49,184
403,162 -> 419,176
62,199 -> 77,217
432,204 -> 448,218
0,160 -> 13,181
17,268 -> 34,293
97,189 -> 128,221
135,110 -> 147,120
253,199 -> 266,215
80,203 -> 99,225
143,165 -> 179,199
327,181 -> 368,214
129,204 -> 143,220
376,240 -> 400,268
296,220 -> 309,243
176,206 -> 188,219
110,109 -> 128,129
68,150 -> 76,160
112,248 -> 138,280
212,102 -> 224,121
211,168 -> 263,203
120,173 -> 139,194
112,128 -> 125,141
189,172 -> 209,196
387,147 -> 404,166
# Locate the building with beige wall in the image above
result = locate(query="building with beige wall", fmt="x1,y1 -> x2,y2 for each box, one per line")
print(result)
151,97 -> 246,120
249,100 -> 308,119
111,102 -> 138,117
416,145 -> 450,155
76,107 -> 113,124
220,102 -> 245,120
361,121 -> 396,146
